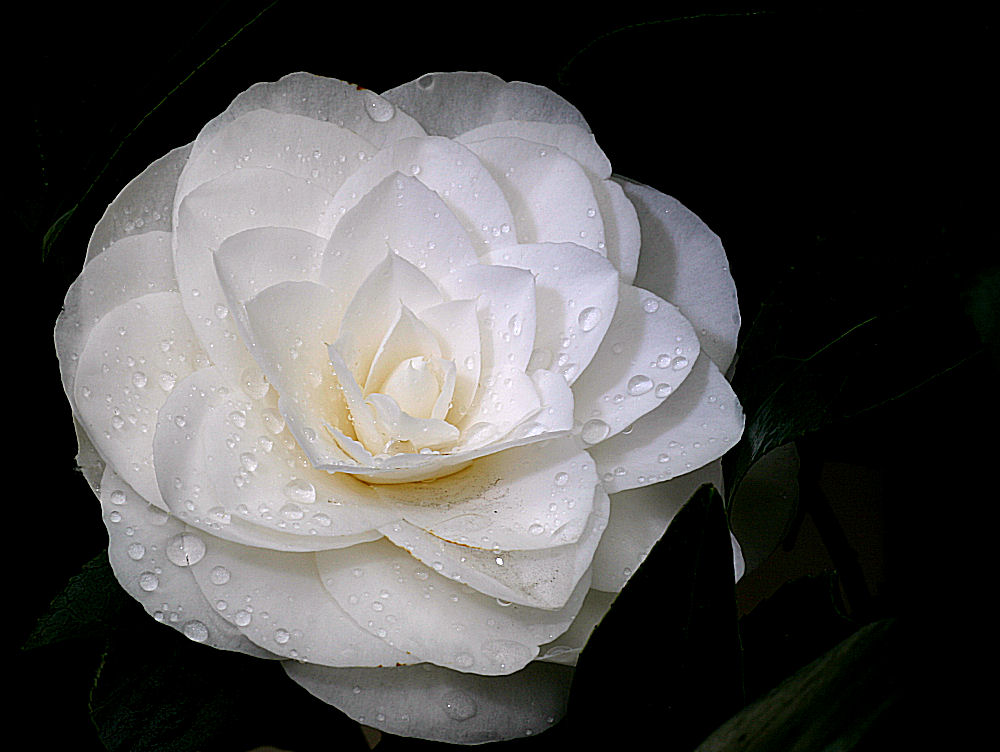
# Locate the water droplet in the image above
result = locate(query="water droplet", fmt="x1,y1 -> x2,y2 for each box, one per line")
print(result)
672,356 -> 689,370
656,354 -> 673,368
239,452 -> 258,472
442,690 -> 478,721
240,367 -> 269,400
138,571 -> 159,591
132,371 -> 147,388
627,375 -> 653,396
110,489 -> 126,505
127,543 -> 145,560
158,371 -> 177,391
284,479 -> 316,503
658,453 -> 671,463
554,471 -> 569,486
262,408 -> 286,434
642,298 -> 660,313
417,74 -> 435,90
274,628 -> 290,644
165,533 -> 206,567
578,306 -> 602,332
580,419 -> 610,444
655,383 -> 673,398
234,609 -> 252,626
280,503 -> 304,521
528,523 -> 545,535
228,410 -> 247,429
363,91 -> 395,122
183,620 -> 209,643
210,565 -> 231,585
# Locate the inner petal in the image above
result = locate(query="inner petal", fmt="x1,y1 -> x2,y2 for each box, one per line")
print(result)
379,356 -> 444,419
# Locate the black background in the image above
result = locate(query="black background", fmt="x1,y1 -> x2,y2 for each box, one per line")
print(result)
13,2 -> 995,750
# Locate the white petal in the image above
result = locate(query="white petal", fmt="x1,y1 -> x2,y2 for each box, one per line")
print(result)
57,231 -> 176,410
616,177 -> 740,372
74,291 -> 207,510
571,285 -> 701,441
381,486 -> 609,609
365,306 -> 442,396
455,367 -> 542,449
530,368 -> 576,433
484,242 -> 619,384
464,137 -> 605,254
185,73 -> 425,164
415,300 -> 481,421
383,72 -> 590,137
456,120 -> 611,177
87,144 -> 191,263
459,125 -> 640,282
100,466 -> 274,658
437,262 -> 536,377
332,251 -> 445,387
329,135 -> 517,254
213,227 -> 326,347
591,462 -> 723,592
588,355 -> 744,493
284,659 -> 573,744
173,168 -> 337,378
175,109 -> 376,208
243,281 -> 353,468
316,538 -> 590,675
186,533 -> 411,667
376,438 -> 598,551
320,172 -> 477,298
153,366 -> 396,550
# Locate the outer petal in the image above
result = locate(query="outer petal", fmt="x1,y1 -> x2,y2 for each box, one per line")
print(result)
316,538 -> 591,675
588,354 -> 744,493
87,144 -> 191,263
173,167 -> 337,377
377,438 -> 599,551
174,109 -> 375,207
537,588 -> 617,666
464,137 -> 605,254
380,486 -> 609,609
177,72 -> 425,207
284,660 -> 573,744
57,230 -> 176,410
616,176 -> 740,372
100,466 -> 275,658
484,242 -> 619,384
73,291 -> 208,510
187,533 -> 412,667
571,285 -> 700,442
382,72 -> 590,138
591,462 -> 723,592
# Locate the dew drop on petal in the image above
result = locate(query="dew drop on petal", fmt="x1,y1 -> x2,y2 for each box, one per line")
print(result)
626,375 -> 653,396
210,565 -> 231,585
442,690 -> 478,721
183,620 -> 209,643
578,306 -> 602,332
284,479 -> 316,503
581,419 -> 610,444
138,572 -> 159,591
655,383 -> 673,398
165,533 -> 206,567
642,298 -> 660,313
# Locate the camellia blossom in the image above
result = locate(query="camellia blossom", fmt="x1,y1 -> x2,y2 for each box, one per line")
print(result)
55,72 -> 744,743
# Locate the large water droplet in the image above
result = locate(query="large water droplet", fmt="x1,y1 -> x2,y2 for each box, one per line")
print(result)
183,620 -> 209,643
165,533 -> 206,567
655,383 -> 673,398
210,565 -> 231,585
284,479 -> 316,503
138,571 -> 159,591
442,690 -> 478,721
578,306 -> 602,332
262,408 -> 285,434
363,91 -> 396,122
581,419 -> 610,444
627,375 -> 653,396
127,543 -> 146,561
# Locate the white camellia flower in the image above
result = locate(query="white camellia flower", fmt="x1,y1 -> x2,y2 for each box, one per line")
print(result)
55,72 -> 744,744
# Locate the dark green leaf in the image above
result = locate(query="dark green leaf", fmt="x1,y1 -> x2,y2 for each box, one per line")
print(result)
23,553 -> 125,650
567,484 -> 743,750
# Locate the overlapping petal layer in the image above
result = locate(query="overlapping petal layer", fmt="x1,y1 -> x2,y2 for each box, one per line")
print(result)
56,70 -> 745,745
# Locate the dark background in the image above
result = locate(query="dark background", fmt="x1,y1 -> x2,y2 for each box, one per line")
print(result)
13,2 -> 995,750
